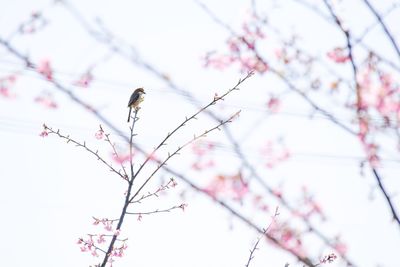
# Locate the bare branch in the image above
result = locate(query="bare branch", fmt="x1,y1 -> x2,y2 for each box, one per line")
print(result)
245,207 -> 280,267
131,72 -> 253,182
43,124 -> 126,181
103,127 -> 129,180
372,168 -> 400,228
323,0 -> 400,230
126,203 -> 187,216
130,111 -> 241,203
362,0 -> 400,60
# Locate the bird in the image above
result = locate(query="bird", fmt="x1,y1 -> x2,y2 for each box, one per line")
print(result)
127,88 -> 146,122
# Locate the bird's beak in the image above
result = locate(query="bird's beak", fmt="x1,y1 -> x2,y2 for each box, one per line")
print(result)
143,91 -> 146,94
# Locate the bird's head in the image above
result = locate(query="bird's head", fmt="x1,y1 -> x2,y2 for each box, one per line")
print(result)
134,88 -> 146,94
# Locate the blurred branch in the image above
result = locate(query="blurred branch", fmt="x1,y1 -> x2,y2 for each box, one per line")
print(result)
56,2 -> 360,264
323,0 -> 400,231
103,126 -> 129,179
130,72 -> 253,187
354,2 -> 400,46
291,0 -> 400,73
362,0 -> 400,60
372,168 -> 400,227
322,0 -> 361,110
0,36 -> 316,266
130,110 -> 241,203
195,0 -> 356,134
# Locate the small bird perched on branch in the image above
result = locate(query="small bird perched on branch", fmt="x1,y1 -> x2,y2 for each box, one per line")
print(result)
127,88 -> 146,122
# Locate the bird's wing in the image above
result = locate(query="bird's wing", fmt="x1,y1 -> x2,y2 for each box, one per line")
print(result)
127,92 -> 140,107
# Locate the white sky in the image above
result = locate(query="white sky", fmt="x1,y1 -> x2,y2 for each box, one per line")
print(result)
0,0 -> 399,267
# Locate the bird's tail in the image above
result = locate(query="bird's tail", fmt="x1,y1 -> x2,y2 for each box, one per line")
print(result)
127,107 -> 132,123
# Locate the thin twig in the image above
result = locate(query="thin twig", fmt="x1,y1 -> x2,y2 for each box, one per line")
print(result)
130,178 -> 177,204
103,127 -> 129,180
194,3 -> 358,265
131,72 -> 253,183
129,109 -> 139,182
130,111 -> 241,203
290,0 -> 400,72
323,0 -> 400,230
322,0 -> 361,111
57,4 -> 353,265
99,110 -> 140,267
78,238 -> 108,254
126,203 -> 187,216
0,34 -> 315,266
245,207 -> 280,267
43,124 -> 126,180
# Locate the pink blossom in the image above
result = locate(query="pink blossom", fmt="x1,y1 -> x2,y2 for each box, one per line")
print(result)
39,130 -> 48,137
34,94 -> 57,109
327,48 -> 350,63
0,87 -> 16,98
0,75 -> 17,98
170,178 -> 178,187
260,141 -> 290,168
204,173 -> 249,200
240,56 -> 268,73
97,234 -> 106,244
74,71 -> 94,88
272,189 -> 282,198
204,53 -> 235,70
267,97 -> 280,113
37,59 -> 53,80
104,223 -> 113,232
227,38 -> 240,53
95,129 -> 104,140
112,153 -> 132,164
333,240 -> 348,255
191,159 -> 215,171
192,141 -> 215,156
